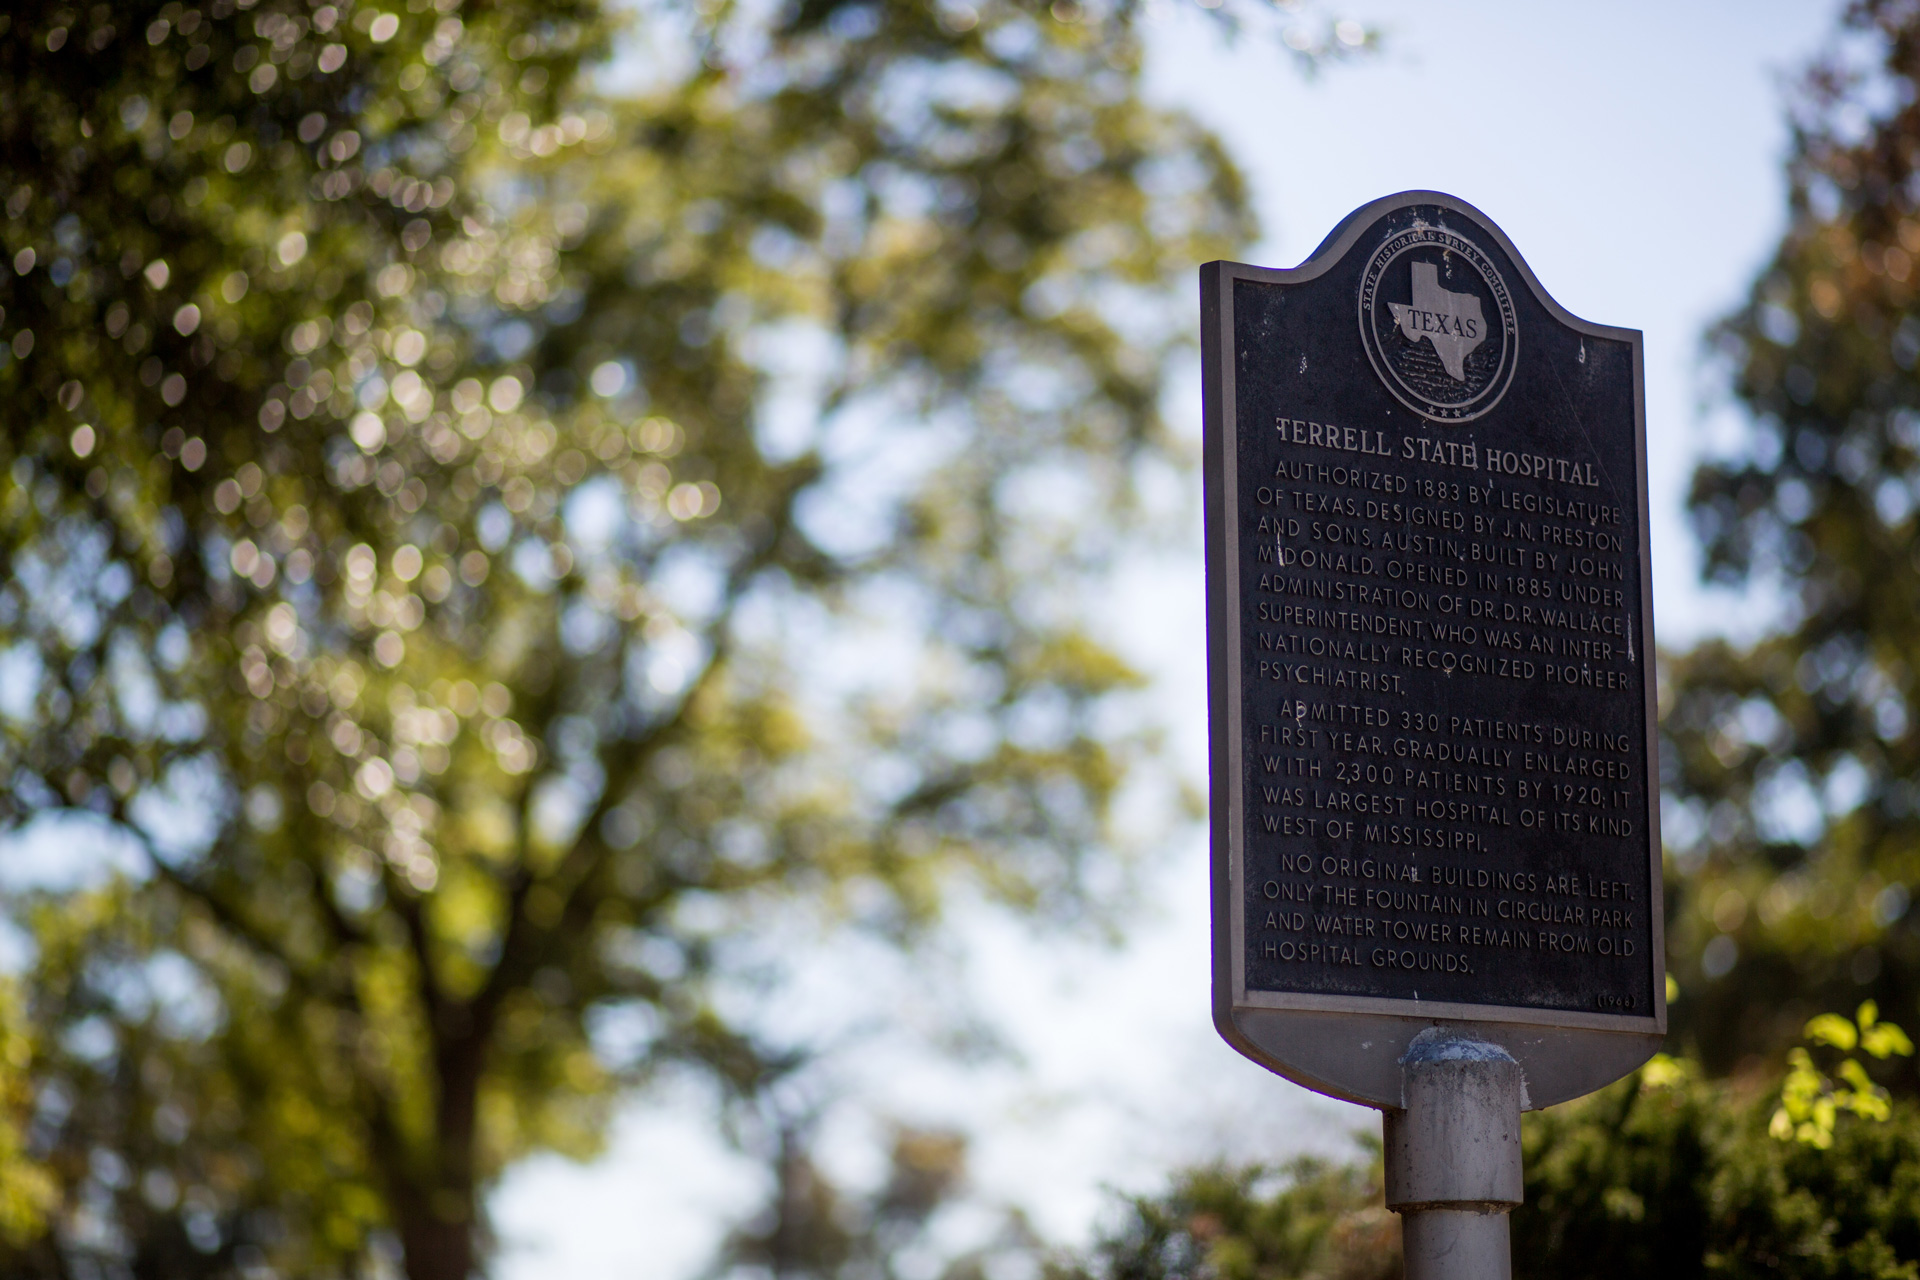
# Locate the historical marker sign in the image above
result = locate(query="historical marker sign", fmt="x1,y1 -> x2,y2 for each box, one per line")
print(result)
1203,192 -> 1665,1110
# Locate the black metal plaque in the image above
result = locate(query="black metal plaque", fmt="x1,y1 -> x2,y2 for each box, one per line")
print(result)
1204,192 -> 1665,1110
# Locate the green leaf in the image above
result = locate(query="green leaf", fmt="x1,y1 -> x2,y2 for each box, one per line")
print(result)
1862,1021 -> 1916,1060
1805,1013 -> 1859,1052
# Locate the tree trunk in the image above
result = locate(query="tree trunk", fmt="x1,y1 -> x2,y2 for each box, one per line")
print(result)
398,1199 -> 477,1280
394,1022 -> 487,1280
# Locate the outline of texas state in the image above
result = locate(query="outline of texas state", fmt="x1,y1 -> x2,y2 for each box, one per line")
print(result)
1387,261 -> 1486,382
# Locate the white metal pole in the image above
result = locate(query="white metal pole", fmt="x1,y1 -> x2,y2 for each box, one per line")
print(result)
1383,1032 -> 1525,1280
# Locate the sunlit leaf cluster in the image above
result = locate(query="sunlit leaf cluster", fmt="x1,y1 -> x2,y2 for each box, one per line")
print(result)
1772,1001 -> 1915,1147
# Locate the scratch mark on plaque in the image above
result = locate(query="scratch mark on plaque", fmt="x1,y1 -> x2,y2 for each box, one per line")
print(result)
1545,359 -> 1620,510
1298,353 -> 1307,374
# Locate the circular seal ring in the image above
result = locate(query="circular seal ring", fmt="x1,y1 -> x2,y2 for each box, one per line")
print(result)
1357,224 -> 1518,423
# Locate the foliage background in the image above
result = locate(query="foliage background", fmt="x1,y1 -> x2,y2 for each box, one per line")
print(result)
0,0 -> 1271,1273
7,0 -> 1912,1274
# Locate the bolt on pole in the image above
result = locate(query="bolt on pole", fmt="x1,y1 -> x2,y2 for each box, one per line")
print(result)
1384,1032 -> 1525,1280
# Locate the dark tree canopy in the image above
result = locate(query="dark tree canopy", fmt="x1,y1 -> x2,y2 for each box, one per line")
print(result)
0,0 -> 1255,1273
1663,0 -> 1920,1082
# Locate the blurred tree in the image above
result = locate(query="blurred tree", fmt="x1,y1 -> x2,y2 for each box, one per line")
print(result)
1514,1056 -> 1920,1280
706,1117 -> 1031,1280
1043,1150 -> 1399,1280
0,984 -> 56,1261
1664,0 -> 1920,1081
0,0 -> 1259,1274
1055,1056 -> 1920,1280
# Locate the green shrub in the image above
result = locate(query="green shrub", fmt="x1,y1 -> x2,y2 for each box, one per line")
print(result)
1065,1063 -> 1920,1280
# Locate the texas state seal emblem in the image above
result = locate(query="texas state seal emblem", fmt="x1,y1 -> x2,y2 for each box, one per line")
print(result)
1357,223 -> 1518,422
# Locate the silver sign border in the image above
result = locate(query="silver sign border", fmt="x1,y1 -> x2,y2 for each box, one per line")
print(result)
1202,190 -> 1666,1111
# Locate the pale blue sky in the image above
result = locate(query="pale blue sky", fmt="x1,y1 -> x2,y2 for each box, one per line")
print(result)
494,4 -> 1845,1275
1153,0 -> 1841,645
